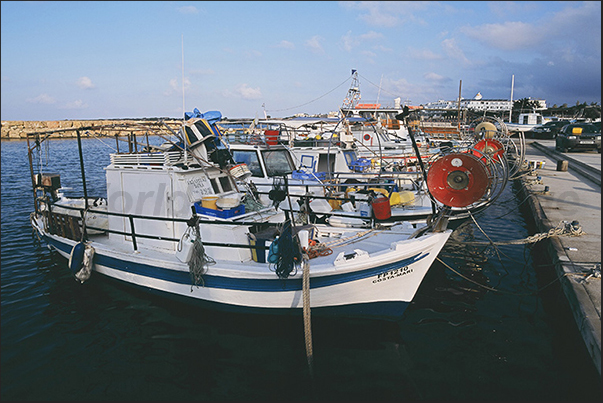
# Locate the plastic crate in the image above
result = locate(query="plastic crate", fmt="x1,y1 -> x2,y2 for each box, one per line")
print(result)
194,202 -> 245,218
291,170 -> 327,181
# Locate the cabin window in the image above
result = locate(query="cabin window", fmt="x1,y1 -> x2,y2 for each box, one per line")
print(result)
219,176 -> 233,192
299,155 -> 315,170
231,150 -> 263,177
262,149 -> 295,176
209,178 -> 220,193
343,150 -> 358,167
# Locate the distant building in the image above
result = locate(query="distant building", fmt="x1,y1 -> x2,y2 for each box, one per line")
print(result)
423,93 -> 546,112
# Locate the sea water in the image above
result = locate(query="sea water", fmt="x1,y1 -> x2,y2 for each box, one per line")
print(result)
1,138 -> 599,400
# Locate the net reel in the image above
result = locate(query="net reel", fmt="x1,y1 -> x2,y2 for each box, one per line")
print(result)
425,143 -> 509,219
464,116 -> 525,179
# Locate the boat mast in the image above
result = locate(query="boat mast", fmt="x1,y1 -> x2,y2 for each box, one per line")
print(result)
341,69 -> 361,114
457,80 -> 462,131
509,74 -> 514,122
182,34 -> 188,164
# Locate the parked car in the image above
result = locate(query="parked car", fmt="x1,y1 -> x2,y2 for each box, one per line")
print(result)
555,122 -> 601,153
530,120 -> 570,139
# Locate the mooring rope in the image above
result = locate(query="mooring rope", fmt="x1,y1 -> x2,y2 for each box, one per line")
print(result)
301,254 -> 314,380
448,219 -> 585,246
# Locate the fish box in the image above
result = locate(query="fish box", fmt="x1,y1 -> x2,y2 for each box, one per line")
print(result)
291,170 -> 327,181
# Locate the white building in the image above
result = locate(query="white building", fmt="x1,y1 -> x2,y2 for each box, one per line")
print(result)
423,93 -> 546,112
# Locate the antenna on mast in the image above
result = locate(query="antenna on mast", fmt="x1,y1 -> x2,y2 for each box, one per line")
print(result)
181,34 -> 186,117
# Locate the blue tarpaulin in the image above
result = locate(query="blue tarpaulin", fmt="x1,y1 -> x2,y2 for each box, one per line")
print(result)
184,108 -> 222,124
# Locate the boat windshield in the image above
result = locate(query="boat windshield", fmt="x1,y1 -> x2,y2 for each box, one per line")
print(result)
261,149 -> 295,177
231,150 -> 263,177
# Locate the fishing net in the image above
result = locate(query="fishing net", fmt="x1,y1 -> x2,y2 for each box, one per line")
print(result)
188,220 -> 215,289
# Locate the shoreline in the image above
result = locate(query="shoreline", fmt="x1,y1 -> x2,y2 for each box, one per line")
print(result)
1,119 -> 181,139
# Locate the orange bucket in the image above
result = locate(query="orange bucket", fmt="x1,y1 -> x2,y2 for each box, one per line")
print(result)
371,195 -> 391,220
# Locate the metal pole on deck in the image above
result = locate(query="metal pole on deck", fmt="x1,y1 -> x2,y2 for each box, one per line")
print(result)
76,130 -> 89,209
396,107 -> 436,215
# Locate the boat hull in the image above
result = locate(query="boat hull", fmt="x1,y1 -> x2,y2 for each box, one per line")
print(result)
34,217 -> 450,320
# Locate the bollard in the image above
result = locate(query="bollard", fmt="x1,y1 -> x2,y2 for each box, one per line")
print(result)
556,160 -> 568,171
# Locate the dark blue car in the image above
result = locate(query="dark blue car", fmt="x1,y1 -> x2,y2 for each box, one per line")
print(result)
555,122 -> 601,153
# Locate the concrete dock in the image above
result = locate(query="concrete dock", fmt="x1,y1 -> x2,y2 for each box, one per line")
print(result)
517,140 -> 600,375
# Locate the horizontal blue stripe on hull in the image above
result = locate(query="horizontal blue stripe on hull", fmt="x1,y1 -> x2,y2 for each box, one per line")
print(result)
45,235 -> 427,292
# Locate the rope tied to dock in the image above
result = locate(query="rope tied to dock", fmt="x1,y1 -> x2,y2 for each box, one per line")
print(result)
449,220 -> 585,246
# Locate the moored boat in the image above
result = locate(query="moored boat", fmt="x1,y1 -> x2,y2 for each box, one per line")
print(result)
27,108 -> 508,320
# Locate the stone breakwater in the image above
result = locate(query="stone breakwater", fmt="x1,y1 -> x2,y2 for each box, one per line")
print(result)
1,119 -> 181,139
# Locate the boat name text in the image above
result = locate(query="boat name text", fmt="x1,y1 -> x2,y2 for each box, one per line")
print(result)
373,266 -> 412,283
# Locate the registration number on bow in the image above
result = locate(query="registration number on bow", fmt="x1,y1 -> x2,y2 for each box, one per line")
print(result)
373,266 -> 412,283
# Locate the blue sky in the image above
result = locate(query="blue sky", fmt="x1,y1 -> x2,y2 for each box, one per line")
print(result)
1,1 -> 601,121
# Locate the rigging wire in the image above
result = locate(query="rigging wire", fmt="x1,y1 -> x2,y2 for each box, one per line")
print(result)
357,73 -> 402,99
265,75 -> 352,113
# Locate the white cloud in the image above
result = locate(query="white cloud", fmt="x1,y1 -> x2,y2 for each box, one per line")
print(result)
77,76 -> 95,89
275,40 -> 295,49
340,1 -> 430,27
423,72 -> 449,83
223,84 -> 262,100
441,38 -> 471,65
189,69 -> 215,75
408,47 -> 442,61
305,35 -> 325,54
61,99 -> 88,109
244,49 -> 262,58
177,6 -> 198,15
342,30 -> 383,52
460,21 -> 542,51
462,2 -> 601,54
165,77 -> 191,96
26,93 -> 56,104
359,31 -> 383,40
236,84 -> 262,100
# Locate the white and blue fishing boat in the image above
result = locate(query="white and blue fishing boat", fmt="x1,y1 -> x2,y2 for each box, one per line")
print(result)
28,109 -> 501,320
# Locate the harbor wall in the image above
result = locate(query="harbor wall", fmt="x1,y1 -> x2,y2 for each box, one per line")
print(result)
1,119 -> 180,139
